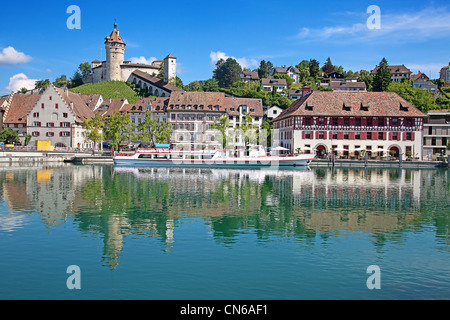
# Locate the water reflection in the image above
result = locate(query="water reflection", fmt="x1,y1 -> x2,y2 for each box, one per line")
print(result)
0,164 -> 448,269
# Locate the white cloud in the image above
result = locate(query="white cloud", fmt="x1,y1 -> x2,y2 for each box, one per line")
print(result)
5,73 -> 38,93
0,46 -> 32,66
130,56 -> 157,65
210,51 -> 258,69
295,7 -> 450,43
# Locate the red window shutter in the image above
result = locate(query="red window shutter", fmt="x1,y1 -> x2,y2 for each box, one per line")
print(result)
302,131 -> 305,139
362,118 -> 367,126
412,132 -> 415,141
60,132 -> 62,137
349,132 -> 355,140
338,118 -> 344,126
324,132 -> 328,140
55,103 -> 58,109
41,103 -> 44,109
338,132 -> 344,140
315,131 -> 319,139
350,118 -> 355,126
68,132 -> 71,137
403,132 -> 407,141
361,132 -> 367,140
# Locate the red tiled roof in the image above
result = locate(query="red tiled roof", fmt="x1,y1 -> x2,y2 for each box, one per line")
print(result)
370,64 -> 412,75
4,94 -> 41,124
275,91 -> 427,121
132,70 -> 183,93
55,88 -> 95,121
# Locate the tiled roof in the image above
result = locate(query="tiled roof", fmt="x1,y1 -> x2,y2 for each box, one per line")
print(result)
55,87 -> 95,121
226,97 -> 263,117
132,70 -> 183,93
105,23 -> 125,45
370,64 -> 412,75
261,78 -> 288,86
275,91 -> 427,121
329,81 -> 367,89
168,91 -> 228,111
240,71 -> 259,80
3,94 -> 41,124
79,94 -> 102,111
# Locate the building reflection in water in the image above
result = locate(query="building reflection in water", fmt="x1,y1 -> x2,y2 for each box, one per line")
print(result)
0,164 -> 448,269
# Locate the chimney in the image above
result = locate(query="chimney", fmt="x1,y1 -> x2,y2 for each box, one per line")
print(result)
302,86 -> 311,97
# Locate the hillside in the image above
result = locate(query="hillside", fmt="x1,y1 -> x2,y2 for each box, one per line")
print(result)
69,81 -> 142,104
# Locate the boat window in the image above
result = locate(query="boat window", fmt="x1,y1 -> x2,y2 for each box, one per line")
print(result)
138,154 -> 153,159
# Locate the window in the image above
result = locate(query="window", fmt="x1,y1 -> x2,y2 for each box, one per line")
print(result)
367,118 -> 372,127
305,118 -> 312,126
41,103 -> 45,109
55,103 -> 58,109
32,131 -> 40,137
305,131 -> 312,139
406,132 -> 413,141
171,114 -> 176,120
63,113 -> 68,118
344,132 -> 349,139
355,132 -> 361,140
367,132 -> 372,140
46,132 -> 55,137
355,118 -> 361,126
392,118 -> 399,127
378,132 -> 384,140
61,131 -> 71,137
318,131 -> 325,139
33,112 -> 39,118
33,121 -> 41,127
47,122 -> 54,127
49,96 -> 52,100
332,131 -> 338,139
332,118 -> 338,126
344,118 -> 350,126
61,122 -> 70,127
392,132 -> 399,140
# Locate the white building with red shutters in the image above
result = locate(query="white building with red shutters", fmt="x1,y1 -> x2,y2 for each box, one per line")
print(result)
273,91 -> 428,159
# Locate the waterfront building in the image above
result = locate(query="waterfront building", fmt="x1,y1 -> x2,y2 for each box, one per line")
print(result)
370,64 -> 412,82
26,85 -> 95,149
272,91 -> 427,159
422,111 -> 450,159
2,93 -> 40,142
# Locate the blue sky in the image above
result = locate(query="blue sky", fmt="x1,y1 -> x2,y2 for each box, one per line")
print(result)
1,0 -> 449,95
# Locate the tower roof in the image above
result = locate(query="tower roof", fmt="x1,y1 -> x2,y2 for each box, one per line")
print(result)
105,21 -> 126,45
165,54 -> 176,59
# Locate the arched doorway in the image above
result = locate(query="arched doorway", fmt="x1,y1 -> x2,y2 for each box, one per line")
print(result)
315,144 -> 327,159
389,146 -> 400,158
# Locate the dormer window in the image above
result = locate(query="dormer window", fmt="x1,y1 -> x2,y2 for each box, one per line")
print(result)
360,103 -> 369,111
400,103 -> 409,111
305,102 -> 313,111
343,103 -> 351,111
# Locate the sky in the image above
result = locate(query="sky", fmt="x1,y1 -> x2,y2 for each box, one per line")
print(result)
1,0 -> 449,95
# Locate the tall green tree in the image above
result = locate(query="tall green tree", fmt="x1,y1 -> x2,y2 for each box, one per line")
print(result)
82,112 -> 105,154
103,111 -> 134,151
322,57 -> 335,74
211,115 -> 230,149
309,59 -> 320,79
258,60 -> 268,79
373,58 -> 392,92
35,79 -> 50,90
387,82 -> 437,112
202,78 -> 220,92
213,58 -> 242,88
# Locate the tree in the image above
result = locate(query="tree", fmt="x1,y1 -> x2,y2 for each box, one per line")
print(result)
55,75 -> 68,87
103,111 -> 134,151
322,57 -> 335,74
211,115 -> 230,149
260,120 -> 273,147
78,62 -> 92,78
359,70 -> 373,91
258,60 -> 268,79
0,128 -> 20,144
309,59 -> 320,79
238,112 -> 257,147
213,58 -> 242,88
18,88 -> 28,94
35,79 -> 50,90
82,112 -> 105,154
373,58 -> 392,92
138,110 -> 160,146
202,78 -> 219,92
266,61 -> 274,77
387,82 -> 437,112
70,70 -> 83,88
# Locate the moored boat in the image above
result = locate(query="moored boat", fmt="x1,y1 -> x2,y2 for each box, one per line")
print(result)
113,144 -> 315,168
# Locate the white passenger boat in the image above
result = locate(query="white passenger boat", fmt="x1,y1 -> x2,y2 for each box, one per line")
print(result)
113,144 -> 315,168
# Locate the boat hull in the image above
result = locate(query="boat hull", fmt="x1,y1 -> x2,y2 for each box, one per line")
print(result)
113,157 -> 314,168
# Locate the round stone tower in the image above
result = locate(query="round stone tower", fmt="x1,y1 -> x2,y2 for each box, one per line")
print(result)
104,21 -> 126,81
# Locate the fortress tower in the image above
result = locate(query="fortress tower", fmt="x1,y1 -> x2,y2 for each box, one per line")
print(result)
104,21 -> 126,81
164,54 -> 177,84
